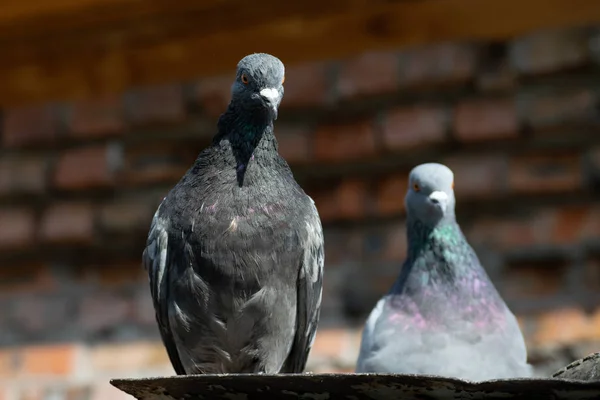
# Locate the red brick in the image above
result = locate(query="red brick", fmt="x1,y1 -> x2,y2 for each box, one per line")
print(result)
12,295 -> 71,335
337,51 -> 398,99
99,197 -> 155,233
509,28 -> 588,74
0,264 -> 54,294
16,344 -> 86,377
126,84 -> 185,125
122,142 -> 196,186
375,174 -> 408,216
322,229 -> 364,267
584,205 -> 600,241
453,98 -> 519,142
550,206 -> 589,245
531,307 -> 600,347
589,146 -> 600,177
2,105 -> 59,148
336,179 -> 368,220
477,54 -> 517,92
443,155 -> 507,199
310,180 -> 368,222
0,155 -> 48,196
77,262 -> 145,288
54,144 -> 122,190
508,153 -> 582,194
134,288 -> 156,326
501,260 -> 567,301
518,90 -> 596,130
68,96 -> 125,138
314,120 -> 377,162
468,210 -> 556,250
398,43 -> 477,87
282,61 -> 331,108
379,222 -> 407,263
585,258 -> 600,292
0,208 -> 35,250
196,75 -> 232,118
382,106 -> 448,151
79,293 -> 132,333
39,202 -> 95,244
276,125 -> 312,164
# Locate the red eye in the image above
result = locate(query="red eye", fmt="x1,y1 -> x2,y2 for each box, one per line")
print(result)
241,74 -> 249,84
413,183 -> 420,192
451,181 -> 454,189
281,76 -> 285,85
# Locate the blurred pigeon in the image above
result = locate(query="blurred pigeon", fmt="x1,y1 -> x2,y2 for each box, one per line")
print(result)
355,163 -> 532,380
143,53 -> 324,375
553,352 -> 600,381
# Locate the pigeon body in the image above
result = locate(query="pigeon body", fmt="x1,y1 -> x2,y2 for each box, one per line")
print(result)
355,163 -> 532,381
144,53 -> 324,375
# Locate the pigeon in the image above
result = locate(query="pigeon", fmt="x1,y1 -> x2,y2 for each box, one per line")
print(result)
143,53 -> 324,375
355,162 -> 532,381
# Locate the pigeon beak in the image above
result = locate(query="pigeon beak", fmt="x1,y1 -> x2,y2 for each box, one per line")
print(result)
259,88 -> 281,119
428,191 -> 448,213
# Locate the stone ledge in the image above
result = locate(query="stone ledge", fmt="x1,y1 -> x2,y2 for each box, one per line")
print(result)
111,373 -> 600,400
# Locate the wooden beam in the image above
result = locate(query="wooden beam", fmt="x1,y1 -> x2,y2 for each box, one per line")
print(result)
1,0 -> 600,107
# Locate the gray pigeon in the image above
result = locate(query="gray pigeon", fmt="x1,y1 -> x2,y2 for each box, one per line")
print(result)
355,163 -> 532,381
143,53 -> 324,375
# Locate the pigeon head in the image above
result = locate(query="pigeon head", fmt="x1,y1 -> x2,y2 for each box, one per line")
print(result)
405,163 -> 455,227
231,53 -> 285,120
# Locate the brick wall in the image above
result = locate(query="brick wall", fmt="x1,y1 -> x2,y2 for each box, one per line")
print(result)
1,24 -> 600,399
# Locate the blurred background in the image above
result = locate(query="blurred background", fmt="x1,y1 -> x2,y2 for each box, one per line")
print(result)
1,1 -> 600,399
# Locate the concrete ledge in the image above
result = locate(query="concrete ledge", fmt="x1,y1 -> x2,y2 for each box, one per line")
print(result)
111,373 -> 600,399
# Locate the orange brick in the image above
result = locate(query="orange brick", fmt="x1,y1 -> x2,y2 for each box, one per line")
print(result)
550,206 -> 590,245
531,307 -> 600,347
89,342 -> 170,374
309,329 -> 351,360
0,348 -> 17,378
18,344 -> 86,377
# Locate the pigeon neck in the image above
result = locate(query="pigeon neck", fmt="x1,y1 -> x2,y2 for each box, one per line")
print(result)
215,104 -> 279,186
405,217 -> 463,260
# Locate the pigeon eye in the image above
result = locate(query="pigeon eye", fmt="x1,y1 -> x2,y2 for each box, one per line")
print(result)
451,181 -> 454,189
281,76 -> 285,85
413,183 -> 420,192
241,74 -> 249,84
